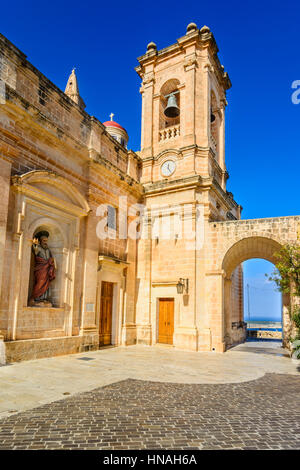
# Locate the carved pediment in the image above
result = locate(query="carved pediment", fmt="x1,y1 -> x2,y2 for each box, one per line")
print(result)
11,170 -> 90,217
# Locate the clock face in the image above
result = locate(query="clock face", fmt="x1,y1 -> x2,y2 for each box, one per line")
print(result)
161,160 -> 176,177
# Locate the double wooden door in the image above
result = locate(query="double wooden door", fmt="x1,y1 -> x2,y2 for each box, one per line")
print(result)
99,281 -> 114,346
158,298 -> 174,344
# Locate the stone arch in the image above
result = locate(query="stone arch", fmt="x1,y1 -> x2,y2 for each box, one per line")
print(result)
12,170 -> 90,215
221,236 -> 289,349
159,78 -> 181,131
222,236 -> 282,278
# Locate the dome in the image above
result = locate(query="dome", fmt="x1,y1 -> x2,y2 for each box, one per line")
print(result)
103,120 -> 127,132
103,114 -> 128,148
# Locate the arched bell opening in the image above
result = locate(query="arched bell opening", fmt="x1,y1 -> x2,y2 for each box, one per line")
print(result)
159,79 -> 180,133
210,90 -> 219,158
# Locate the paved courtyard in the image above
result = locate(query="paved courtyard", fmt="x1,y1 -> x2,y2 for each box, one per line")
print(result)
0,342 -> 300,449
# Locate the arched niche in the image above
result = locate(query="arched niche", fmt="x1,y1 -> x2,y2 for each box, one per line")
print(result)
159,79 -> 181,131
9,170 -> 90,340
28,221 -> 66,308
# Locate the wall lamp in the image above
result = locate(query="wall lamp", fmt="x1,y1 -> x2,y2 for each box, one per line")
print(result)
176,278 -> 189,294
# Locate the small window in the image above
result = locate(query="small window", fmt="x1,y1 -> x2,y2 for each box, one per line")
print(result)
107,205 -> 117,230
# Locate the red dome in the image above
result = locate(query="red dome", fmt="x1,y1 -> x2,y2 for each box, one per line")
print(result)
103,120 -> 126,131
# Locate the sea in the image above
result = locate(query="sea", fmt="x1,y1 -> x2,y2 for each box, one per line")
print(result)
246,319 -> 282,331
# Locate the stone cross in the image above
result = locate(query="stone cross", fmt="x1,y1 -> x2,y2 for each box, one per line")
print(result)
110,113 -> 114,121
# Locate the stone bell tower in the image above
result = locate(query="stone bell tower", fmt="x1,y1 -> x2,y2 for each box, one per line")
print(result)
135,23 -> 242,353
136,22 -> 235,200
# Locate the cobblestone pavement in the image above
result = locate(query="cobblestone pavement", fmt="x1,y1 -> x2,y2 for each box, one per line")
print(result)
0,373 -> 300,450
0,342 -> 299,419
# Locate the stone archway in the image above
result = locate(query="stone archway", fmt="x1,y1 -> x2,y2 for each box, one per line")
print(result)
222,236 -> 282,277
221,236 -> 289,349
204,217 -> 300,352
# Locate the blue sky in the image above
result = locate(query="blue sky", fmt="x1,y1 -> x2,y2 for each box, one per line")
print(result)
1,0 -> 299,219
243,260 -> 281,322
1,0 -> 298,320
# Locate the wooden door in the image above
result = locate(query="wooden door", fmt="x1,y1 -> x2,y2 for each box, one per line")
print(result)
99,281 -> 114,346
158,298 -> 174,344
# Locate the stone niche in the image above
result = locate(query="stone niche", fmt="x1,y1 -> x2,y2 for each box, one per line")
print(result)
9,171 -> 89,341
28,223 -> 65,308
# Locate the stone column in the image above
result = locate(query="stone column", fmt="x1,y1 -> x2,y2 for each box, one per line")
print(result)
122,234 -> 138,345
135,212 -> 152,345
140,72 -> 155,158
219,102 -> 226,174
183,54 -> 197,146
80,206 -> 99,348
224,277 -> 232,346
0,159 -> 11,296
6,189 -> 25,340
0,335 -> 6,365
201,63 -> 211,148
282,292 -> 292,348
205,270 -> 226,352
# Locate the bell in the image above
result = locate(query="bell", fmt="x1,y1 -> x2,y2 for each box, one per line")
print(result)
164,93 -> 180,118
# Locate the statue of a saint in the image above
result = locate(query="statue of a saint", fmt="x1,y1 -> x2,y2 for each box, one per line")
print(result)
29,231 -> 56,307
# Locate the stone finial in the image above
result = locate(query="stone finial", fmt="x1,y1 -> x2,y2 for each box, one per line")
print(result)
200,25 -> 210,33
64,68 -> 86,110
147,42 -> 157,52
186,22 -> 197,33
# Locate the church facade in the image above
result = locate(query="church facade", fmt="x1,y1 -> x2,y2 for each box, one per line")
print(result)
0,23 -> 299,363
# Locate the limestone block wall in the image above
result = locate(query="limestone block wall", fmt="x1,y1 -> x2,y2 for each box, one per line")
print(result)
5,334 -> 99,363
15,307 -> 65,339
135,188 -> 201,350
0,33 -> 143,354
204,216 -> 300,350
206,217 -> 300,274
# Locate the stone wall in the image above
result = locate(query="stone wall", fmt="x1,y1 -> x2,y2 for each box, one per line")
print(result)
1,30 -> 299,359
205,216 -> 300,351
4,334 -> 98,363
0,33 -> 143,355
248,330 -> 282,340
0,335 -> 5,365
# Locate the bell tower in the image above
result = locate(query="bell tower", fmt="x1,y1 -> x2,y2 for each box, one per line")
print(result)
136,22 -> 233,198
135,23 -> 242,354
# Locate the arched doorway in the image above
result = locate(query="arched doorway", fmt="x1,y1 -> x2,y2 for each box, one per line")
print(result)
244,259 -> 282,340
222,237 -> 291,349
